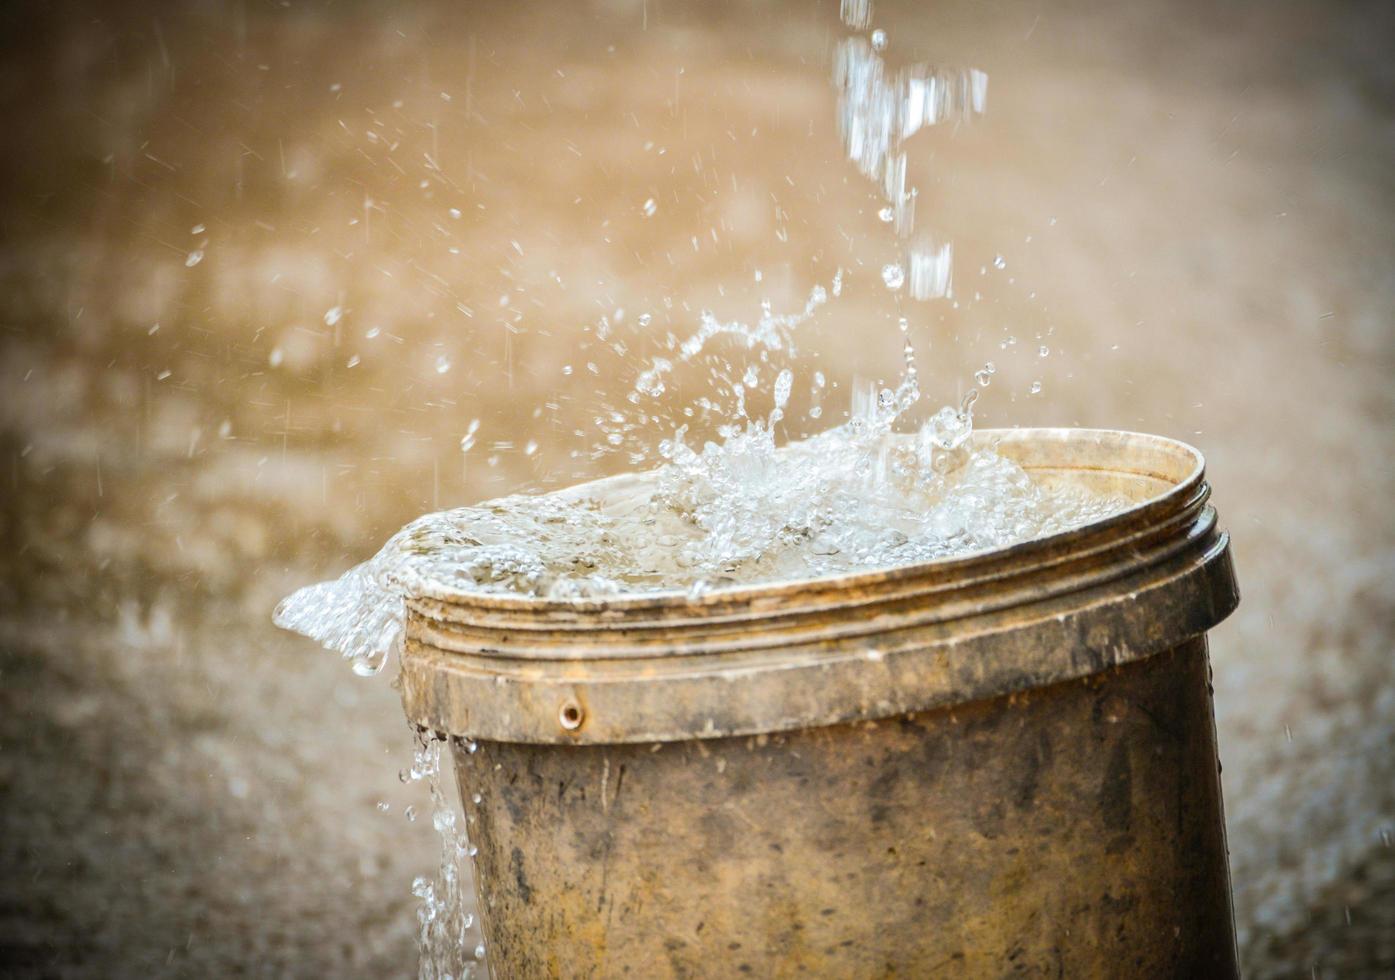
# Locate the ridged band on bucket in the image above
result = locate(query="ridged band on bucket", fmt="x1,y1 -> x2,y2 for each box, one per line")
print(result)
399,428 -> 1239,745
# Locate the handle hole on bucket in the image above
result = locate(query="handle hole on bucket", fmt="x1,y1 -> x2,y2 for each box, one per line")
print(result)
559,700 -> 585,731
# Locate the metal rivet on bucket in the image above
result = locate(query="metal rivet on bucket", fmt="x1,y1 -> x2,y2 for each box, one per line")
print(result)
558,699 -> 584,731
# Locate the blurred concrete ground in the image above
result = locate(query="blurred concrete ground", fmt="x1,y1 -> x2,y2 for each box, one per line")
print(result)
1,0 -> 1392,975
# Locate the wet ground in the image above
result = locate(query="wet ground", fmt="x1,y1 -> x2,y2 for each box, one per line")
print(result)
1,0 -> 1393,976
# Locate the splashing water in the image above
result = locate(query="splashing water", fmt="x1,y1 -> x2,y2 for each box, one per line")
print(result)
271,3 -> 1121,972
273,385 -> 1124,668
402,730 -> 483,980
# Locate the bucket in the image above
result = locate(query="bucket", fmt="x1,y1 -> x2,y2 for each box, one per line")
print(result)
399,428 -> 1240,977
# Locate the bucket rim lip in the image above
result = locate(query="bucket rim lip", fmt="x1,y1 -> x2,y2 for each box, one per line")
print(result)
404,426 -> 1205,616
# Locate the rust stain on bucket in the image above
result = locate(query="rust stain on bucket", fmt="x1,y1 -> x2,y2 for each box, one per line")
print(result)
400,428 -> 1241,977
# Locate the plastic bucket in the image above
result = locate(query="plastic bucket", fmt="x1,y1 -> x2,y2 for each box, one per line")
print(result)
400,428 -> 1240,977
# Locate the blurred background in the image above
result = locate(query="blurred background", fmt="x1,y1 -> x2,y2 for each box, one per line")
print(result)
1,0 -> 1392,975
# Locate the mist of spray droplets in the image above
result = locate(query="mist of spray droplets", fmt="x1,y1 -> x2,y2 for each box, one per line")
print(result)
272,2 -> 1123,972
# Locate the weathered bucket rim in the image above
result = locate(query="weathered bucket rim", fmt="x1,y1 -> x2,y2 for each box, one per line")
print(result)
405,427 -> 1204,616
400,427 -> 1235,743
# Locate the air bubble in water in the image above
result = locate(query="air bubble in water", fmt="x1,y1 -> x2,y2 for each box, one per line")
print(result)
351,652 -> 385,677
1030,380 -> 1043,394
881,263 -> 905,290
642,198 -> 657,217
474,943 -> 486,961
974,362 -> 996,387
185,249 -> 204,268
870,29 -> 887,50
878,206 -> 895,223
324,306 -> 343,326
1038,345 -> 1050,358
993,254 -> 1007,270
435,354 -> 452,374
432,808 -> 454,841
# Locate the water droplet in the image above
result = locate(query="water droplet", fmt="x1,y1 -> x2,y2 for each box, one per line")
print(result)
185,249 -> 204,268
870,29 -> 887,50
346,354 -> 360,369
190,223 -> 205,235
881,263 -> 905,290
524,440 -> 538,456
877,206 -> 895,223
449,207 -> 461,219
460,420 -> 481,453
324,306 -> 343,326
773,368 -> 793,411
268,347 -> 284,368
435,354 -> 452,374
1029,380 -> 1043,395
638,313 -> 652,327
642,198 -> 657,217
1038,345 -> 1050,358
376,801 -> 390,812
365,326 -> 381,339
470,793 -> 482,805
974,362 -> 996,387
474,943 -> 486,961
404,806 -> 417,821
992,254 -> 1006,270
562,365 -> 573,376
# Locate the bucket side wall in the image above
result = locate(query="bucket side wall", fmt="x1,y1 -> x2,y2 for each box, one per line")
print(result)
454,637 -> 1237,979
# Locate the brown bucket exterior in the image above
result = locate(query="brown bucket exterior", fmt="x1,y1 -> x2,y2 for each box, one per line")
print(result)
399,428 -> 1241,978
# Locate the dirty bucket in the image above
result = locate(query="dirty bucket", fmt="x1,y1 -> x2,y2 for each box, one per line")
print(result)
399,428 -> 1240,978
